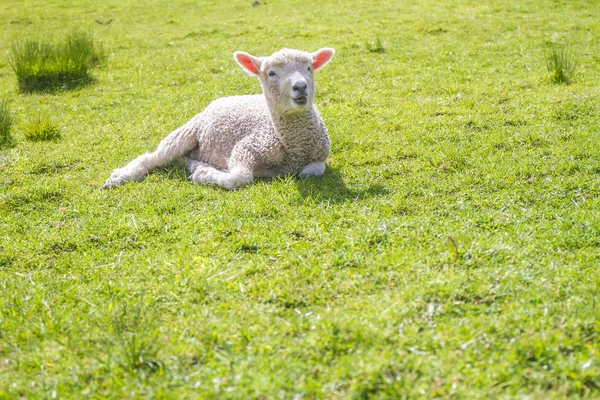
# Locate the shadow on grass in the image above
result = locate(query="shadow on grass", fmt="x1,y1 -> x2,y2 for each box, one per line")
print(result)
295,166 -> 388,204
155,161 -> 189,181
17,76 -> 94,94
155,163 -> 387,203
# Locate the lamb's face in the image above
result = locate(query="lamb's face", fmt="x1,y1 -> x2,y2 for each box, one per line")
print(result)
260,54 -> 315,114
234,48 -> 335,114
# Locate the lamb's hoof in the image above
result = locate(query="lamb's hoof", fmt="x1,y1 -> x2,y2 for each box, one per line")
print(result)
102,174 -> 129,189
102,179 -> 121,189
189,168 -> 209,181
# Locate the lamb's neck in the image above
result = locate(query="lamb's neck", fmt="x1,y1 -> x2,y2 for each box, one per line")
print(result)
270,109 -> 320,148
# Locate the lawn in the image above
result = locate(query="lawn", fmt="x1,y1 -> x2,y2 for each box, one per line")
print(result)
1,0 -> 599,398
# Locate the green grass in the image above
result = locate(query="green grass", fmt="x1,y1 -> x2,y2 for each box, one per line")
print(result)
547,43 -> 578,84
1,0 -> 599,398
0,95 -> 12,148
22,115 -> 61,142
10,30 -> 105,92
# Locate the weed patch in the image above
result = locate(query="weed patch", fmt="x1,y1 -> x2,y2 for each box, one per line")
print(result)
547,43 -> 577,84
111,298 -> 163,374
23,116 -> 61,142
366,37 -> 386,53
10,31 -> 105,92
0,95 -> 13,148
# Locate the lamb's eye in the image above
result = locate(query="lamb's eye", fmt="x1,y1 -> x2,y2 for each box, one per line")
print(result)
268,71 -> 277,77
307,66 -> 312,71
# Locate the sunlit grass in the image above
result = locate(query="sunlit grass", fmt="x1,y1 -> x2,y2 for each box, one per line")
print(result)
0,0 -> 599,398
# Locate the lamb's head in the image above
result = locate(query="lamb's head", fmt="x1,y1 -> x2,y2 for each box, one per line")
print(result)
234,48 -> 335,114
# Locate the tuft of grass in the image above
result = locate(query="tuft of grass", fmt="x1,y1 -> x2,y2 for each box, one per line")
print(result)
0,95 -> 13,148
366,37 -> 386,53
10,31 -> 105,93
111,297 -> 162,374
546,43 -> 577,84
22,116 -> 61,142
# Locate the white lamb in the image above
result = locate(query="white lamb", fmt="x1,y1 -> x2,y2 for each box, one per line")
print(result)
102,47 -> 335,190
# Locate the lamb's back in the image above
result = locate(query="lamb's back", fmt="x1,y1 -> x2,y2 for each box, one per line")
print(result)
201,95 -> 272,138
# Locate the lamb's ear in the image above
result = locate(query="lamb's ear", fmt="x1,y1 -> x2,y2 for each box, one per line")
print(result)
234,51 -> 262,76
311,48 -> 335,71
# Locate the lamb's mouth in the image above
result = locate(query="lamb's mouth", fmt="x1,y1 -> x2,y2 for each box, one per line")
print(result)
292,96 -> 308,105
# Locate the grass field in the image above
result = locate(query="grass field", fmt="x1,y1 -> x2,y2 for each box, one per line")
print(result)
1,0 -> 599,398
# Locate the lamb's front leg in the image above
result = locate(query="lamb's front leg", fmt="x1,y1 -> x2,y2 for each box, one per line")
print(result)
189,138 -> 261,190
183,157 -> 213,176
102,124 -> 197,189
298,162 -> 326,178
184,157 -> 248,190
190,165 -> 253,190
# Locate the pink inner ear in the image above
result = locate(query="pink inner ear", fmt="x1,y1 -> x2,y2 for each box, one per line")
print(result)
237,54 -> 259,74
312,50 -> 333,70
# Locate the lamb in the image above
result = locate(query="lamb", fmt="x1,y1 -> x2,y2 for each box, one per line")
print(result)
102,47 -> 335,190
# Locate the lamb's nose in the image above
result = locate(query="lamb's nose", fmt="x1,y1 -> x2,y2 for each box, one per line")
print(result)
293,82 -> 308,93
